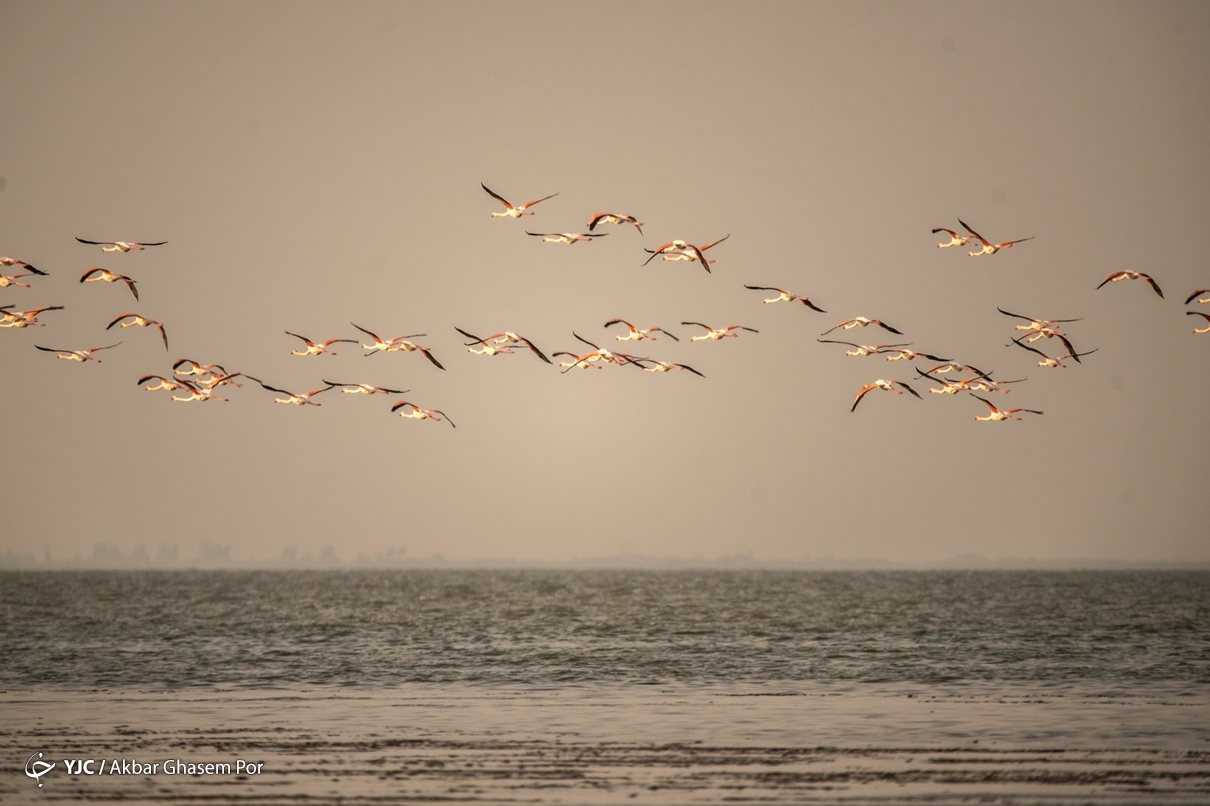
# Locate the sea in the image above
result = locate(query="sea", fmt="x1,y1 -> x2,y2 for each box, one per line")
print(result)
2,569 -> 1208,804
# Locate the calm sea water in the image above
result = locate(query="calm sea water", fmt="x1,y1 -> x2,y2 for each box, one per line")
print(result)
2,569 -> 1207,688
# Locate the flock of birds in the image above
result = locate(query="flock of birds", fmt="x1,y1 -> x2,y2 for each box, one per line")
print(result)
3,196 -> 1207,428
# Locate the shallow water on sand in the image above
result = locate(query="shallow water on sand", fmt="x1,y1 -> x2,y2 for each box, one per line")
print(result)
2,570 -> 1208,803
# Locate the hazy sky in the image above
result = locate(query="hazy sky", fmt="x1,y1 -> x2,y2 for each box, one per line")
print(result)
1,1 -> 1207,567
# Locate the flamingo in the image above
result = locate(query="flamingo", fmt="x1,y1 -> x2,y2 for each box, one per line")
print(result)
194,371 -> 244,391
352,322 -> 416,355
642,235 -> 729,271
470,330 -> 552,363
390,400 -> 455,427
877,347 -> 952,362
0,257 -> 46,275
106,313 -> 168,350
173,358 -> 229,378
456,326 -> 518,356
1184,289 -> 1210,305
552,351 -> 605,369
958,219 -> 1034,256
137,374 -> 190,393
323,381 -> 409,395
455,327 -> 550,362
818,339 -> 910,357
553,333 -> 640,371
931,227 -> 973,248
1188,311 -> 1210,333
920,361 -> 992,380
0,273 -> 38,288
743,285 -> 826,312
587,212 -> 643,235
819,317 -> 903,337
80,267 -> 139,300
971,394 -> 1042,422
997,307 -> 1083,332
1096,271 -> 1164,298
627,357 -> 705,377
966,375 -> 1025,394
170,381 -> 231,402
75,238 -> 167,252
850,379 -> 921,411
682,322 -> 759,341
1008,337 -> 1098,367
997,308 -> 1083,360
0,305 -> 65,328
914,369 -> 973,395
481,183 -> 558,217
352,323 -> 444,368
603,319 -> 679,342
526,231 -> 606,244
35,343 -> 121,363
246,377 -> 334,406
286,331 -> 358,356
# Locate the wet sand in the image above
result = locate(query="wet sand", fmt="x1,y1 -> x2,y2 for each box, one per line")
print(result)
3,683 -> 1208,804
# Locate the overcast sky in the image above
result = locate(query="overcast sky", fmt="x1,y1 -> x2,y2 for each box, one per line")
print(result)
1,0 -> 1207,567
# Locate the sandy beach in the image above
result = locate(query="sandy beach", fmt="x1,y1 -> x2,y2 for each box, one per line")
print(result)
5,683 -> 1208,804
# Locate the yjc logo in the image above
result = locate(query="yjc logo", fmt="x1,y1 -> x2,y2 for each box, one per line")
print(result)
25,752 -> 55,787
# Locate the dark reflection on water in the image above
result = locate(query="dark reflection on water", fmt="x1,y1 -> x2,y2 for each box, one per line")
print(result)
1,570 -> 1207,687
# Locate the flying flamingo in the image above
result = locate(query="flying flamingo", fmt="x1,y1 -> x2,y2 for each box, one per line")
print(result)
481,183 -> 558,217
971,394 -> 1043,422
352,322 -> 417,355
682,322 -> 759,341
352,323 -> 444,368
743,285 -> 826,312
80,267 -> 139,300
553,333 -> 640,371
820,317 -> 903,337
877,347 -> 952,362
286,331 -> 358,356
1008,337 -> 1098,367
931,227 -> 973,248
920,361 -> 992,380
587,212 -> 643,235
850,379 -> 921,411
194,371 -> 244,391
818,339 -> 910,357
0,272 -> 39,288
35,343 -> 121,363
627,357 -> 705,377
958,219 -> 1034,256
137,374 -> 191,393
642,235 -> 729,271
0,305 -> 65,328
173,358 -> 230,378
1097,271 -> 1164,298
245,377 -> 334,406
456,326 -> 519,356
390,400 -> 455,427
965,375 -> 1026,394
469,330 -> 552,363
1188,312 -> 1210,333
1184,289 -> 1210,305
526,231 -> 606,244
0,257 -> 46,274
604,319 -> 679,342
322,381 -> 409,395
75,237 -> 167,252
997,308 -> 1083,360
552,351 -> 605,370
914,369 -> 973,395
106,313 -> 168,350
